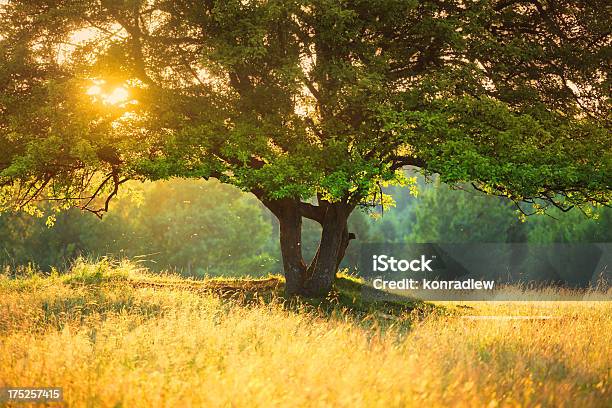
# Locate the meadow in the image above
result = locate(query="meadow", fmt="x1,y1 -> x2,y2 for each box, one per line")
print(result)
0,260 -> 610,407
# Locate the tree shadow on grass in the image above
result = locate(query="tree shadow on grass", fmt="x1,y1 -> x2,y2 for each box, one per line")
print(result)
128,274 -> 443,334
2,261 -> 444,335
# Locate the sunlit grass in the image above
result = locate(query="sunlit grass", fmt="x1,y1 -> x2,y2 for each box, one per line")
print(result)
0,260 -> 610,407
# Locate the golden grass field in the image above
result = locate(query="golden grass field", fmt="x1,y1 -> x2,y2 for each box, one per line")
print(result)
0,260 -> 610,407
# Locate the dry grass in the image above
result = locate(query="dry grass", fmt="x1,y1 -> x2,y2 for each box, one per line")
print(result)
0,260 -> 610,407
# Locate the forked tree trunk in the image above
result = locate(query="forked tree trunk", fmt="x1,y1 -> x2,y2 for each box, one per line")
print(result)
256,193 -> 354,297
302,202 -> 351,297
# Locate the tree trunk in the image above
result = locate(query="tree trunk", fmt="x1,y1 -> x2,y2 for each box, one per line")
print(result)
336,227 -> 355,272
302,202 -> 352,297
272,199 -> 307,296
254,191 -> 355,298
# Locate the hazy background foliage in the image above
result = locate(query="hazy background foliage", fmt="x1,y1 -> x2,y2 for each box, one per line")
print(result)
1,177 -> 610,277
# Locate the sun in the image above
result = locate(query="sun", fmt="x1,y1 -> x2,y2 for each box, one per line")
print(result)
105,87 -> 130,105
86,84 -> 102,96
86,81 -> 131,106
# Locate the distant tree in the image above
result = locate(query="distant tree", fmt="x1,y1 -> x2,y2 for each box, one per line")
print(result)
90,179 -> 276,276
527,207 -> 612,244
0,1 -> 609,296
407,181 -> 526,243
372,179 -> 611,244
0,180 -> 275,276
0,206 -> 93,268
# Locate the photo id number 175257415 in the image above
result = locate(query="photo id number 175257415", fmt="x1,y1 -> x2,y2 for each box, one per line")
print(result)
0,387 -> 63,402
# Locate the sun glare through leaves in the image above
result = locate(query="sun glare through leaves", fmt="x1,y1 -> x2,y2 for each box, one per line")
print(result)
86,80 -> 132,106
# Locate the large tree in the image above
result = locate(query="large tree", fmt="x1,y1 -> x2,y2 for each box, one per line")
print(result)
1,0 -> 610,296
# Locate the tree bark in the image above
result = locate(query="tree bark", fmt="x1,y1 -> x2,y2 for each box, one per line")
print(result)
259,198 -> 307,295
277,201 -> 307,295
302,201 -> 352,297
336,227 -> 356,272
253,191 -> 355,298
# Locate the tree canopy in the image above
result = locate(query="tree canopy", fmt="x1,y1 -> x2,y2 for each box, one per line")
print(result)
1,0 -> 610,296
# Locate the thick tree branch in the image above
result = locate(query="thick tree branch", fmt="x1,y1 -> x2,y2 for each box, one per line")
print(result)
299,202 -> 324,223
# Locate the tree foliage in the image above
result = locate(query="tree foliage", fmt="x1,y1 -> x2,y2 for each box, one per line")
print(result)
0,0 -> 609,295
0,179 -> 275,275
